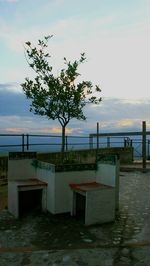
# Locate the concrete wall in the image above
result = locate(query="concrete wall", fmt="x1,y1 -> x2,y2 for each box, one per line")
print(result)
85,188 -> 116,225
8,181 -> 19,218
35,159 -> 119,215
1,147 -> 132,180
8,159 -> 36,180
96,159 -> 120,210
54,171 -> 96,214
7,154 -> 119,220
36,161 -> 55,213
35,161 -> 96,214
8,157 -> 48,218
37,147 -> 133,164
96,164 -> 116,186
8,181 -> 47,218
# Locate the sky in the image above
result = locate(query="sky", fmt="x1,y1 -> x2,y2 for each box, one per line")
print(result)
0,0 -> 150,135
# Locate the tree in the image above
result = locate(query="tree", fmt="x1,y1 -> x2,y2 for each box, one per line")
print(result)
21,36 -> 102,152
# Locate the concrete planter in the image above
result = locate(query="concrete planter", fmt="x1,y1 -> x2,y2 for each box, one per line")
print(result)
8,152 -> 119,225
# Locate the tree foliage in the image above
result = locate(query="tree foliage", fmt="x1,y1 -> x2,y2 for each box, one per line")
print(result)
21,35 -> 102,152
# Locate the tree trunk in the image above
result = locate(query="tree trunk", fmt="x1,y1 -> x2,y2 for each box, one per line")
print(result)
61,125 -> 66,153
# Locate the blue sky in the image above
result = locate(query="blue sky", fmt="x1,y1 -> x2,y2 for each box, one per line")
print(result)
0,0 -> 150,135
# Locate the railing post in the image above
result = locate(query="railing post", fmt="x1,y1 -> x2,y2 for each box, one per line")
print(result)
124,138 -> 126,147
27,134 -> 29,150
148,140 -> 150,159
65,136 -> 68,151
107,137 -> 110,147
22,134 -> 25,152
89,135 -> 93,149
97,122 -> 99,149
142,121 -> 146,172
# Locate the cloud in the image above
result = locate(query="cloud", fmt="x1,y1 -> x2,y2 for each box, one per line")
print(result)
1,86 -> 150,134
1,3 -> 150,99
50,127 -> 78,134
3,127 -> 28,133
0,82 -> 22,93
83,97 -> 150,132
116,119 -> 139,128
1,126 -> 81,134
0,88 -> 30,116
0,0 -> 18,2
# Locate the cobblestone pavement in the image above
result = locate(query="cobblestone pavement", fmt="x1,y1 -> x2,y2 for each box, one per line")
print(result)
0,171 -> 150,265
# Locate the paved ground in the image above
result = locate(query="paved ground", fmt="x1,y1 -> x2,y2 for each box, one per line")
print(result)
0,170 -> 150,265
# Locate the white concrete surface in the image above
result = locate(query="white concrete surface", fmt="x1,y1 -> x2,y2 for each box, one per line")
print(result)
8,159 -> 36,180
96,157 -> 120,210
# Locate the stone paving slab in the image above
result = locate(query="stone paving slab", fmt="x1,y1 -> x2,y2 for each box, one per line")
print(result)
0,246 -> 150,265
0,248 -> 117,266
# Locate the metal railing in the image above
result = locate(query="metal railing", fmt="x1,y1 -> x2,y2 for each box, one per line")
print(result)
0,133 -> 149,161
0,133 -> 92,152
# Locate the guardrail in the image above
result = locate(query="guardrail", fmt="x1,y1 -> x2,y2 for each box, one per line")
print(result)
0,133 -> 149,161
0,133 -> 134,152
0,133 -> 92,152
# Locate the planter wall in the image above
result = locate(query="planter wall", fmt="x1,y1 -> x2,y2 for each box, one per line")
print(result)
8,152 -> 119,225
37,147 -> 133,164
35,160 -> 96,214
